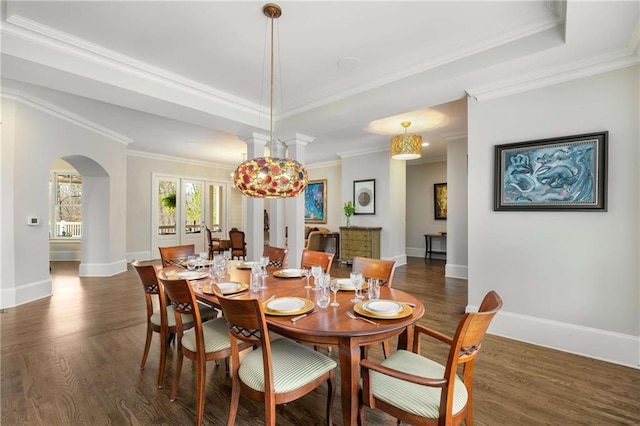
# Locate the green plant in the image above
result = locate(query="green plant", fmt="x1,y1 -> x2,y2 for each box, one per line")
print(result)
161,193 -> 176,211
343,201 -> 356,226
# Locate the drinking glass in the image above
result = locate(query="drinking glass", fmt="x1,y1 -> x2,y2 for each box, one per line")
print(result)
316,287 -> 330,309
186,255 -> 197,271
303,268 -> 312,289
199,251 -> 208,269
223,250 -> 232,262
329,278 -> 340,307
311,265 -> 322,291
368,278 -> 380,300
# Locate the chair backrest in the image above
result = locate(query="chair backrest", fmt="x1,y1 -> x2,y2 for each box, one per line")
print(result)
132,260 -> 167,318
300,249 -> 334,273
262,246 -> 288,270
352,256 -> 397,287
159,244 -> 195,267
306,231 -> 325,251
157,274 -> 204,333
229,228 -> 246,255
440,291 -> 502,419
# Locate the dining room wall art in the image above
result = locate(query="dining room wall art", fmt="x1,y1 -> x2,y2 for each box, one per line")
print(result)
304,179 -> 327,223
494,131 -> 608,211
434,183 -> 447,220
353,179 -> 375,215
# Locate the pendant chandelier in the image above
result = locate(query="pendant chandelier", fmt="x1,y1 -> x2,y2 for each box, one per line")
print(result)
391,121 -> 422,160
233,3 -> 308,198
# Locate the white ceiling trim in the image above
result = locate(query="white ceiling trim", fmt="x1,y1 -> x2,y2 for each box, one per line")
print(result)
127,149 -> 231,170
466,47 -> 639,102
1,88 -> 133,145
280,7 -> 566,119
337,145 -> 389,160
3,13 -> 265,122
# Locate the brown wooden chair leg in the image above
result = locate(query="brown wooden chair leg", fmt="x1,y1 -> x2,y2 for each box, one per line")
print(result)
140,321 -> 153,370
326,376 -> 335,426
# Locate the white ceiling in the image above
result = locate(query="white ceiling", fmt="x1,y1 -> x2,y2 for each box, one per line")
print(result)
1,1 -> 638,165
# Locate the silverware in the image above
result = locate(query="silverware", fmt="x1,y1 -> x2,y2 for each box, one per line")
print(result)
347,311 -> 379,326
403,302 -> 416,308
291,310 -> 318,323
265,294 -> 277,303
225,291 -> 248,298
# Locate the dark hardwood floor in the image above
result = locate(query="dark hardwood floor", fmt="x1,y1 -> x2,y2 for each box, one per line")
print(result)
2,258 -> 638,425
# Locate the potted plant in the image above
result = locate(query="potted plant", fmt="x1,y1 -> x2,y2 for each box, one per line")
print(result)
343,201 -> 356,227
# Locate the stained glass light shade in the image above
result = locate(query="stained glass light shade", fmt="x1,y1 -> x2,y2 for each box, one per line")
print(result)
233,156 -> 308,198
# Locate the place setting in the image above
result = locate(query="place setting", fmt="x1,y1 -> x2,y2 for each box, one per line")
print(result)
353,299 -> 413,320
167,270 -> 209,280
235,261 -> 261,270
202,281 -> 248,296
272,268 -> 305,278
262,296 -> 314,317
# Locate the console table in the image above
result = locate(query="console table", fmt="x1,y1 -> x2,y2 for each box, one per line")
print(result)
424,233 -> 446,260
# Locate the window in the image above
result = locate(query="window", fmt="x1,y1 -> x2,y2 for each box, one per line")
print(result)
50,172 -> 82,239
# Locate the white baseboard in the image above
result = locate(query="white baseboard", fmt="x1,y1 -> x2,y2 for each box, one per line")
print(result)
385,254 -> 407,266
127,251 -> 153,262
405,247 -> 423,258
79,259 -> 127,277
445,263 -> 468,279
471,307 -> 640,368
1,278 -> 52,309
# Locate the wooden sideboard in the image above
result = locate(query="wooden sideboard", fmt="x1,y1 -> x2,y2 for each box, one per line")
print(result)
339,226 -> 381,264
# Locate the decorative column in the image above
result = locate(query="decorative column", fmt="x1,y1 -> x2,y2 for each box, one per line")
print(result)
283,133 -> 314,267
268,139 -> 287,249
240,132 -> 268,260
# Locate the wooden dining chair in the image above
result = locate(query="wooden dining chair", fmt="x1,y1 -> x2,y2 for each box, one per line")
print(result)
359,291 -> 503,426
204,226 -> 221,259
229,228 -> 247,260
352,256 -> 397,358
215,291 -> 337,426
157,274 -> 251,426
132,261 -> 217,389
300,249 -> 334,273
159,244 -> 195,267
262,245 -> 288,271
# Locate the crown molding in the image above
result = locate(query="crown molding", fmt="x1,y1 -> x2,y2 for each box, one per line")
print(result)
1,88 -> 133,145
337,145 -> 389,160
305,159 -> 342,170
467,35 -> 640,102
407,156 -> 448,166
3,12 -> 263,118
127,149 -> 232,170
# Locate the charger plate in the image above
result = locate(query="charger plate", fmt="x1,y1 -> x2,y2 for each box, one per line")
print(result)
354,300 -> 413,319
262,297 -> 314,316
273,269 -> 304,278
203,281 -> 248,295
174,271 -> 208,280
180,260 -> 213,267
236,261 -> 260,270
336,278 -> 368,291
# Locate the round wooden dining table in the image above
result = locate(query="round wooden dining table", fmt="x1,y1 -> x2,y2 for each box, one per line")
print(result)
189,262 -> 425,426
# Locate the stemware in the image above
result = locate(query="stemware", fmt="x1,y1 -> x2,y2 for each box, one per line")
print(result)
329,278 -> 340,307
260,256 -> 270,273
186,255 -> 197,271
198,251 -> 208,269
311,265 -> 323,291
303,268 -> 312,289
223,250 -> 232,262
350,272 -> 364,303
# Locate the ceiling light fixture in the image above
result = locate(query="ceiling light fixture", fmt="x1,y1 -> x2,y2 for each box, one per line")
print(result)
391,121 -> 422,160
233,3 -> 308,198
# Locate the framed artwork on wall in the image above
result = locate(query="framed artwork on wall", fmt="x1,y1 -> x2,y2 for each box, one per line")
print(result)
304,179 -> 327,223
434,183 -> 447,220
353,179 -> 375,215
494,131 -> 608,211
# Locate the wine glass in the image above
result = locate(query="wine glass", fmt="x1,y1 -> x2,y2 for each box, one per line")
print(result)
186,255 -> 197,271
198,251 -> 208,269
311,265 -> 322,291
260,256 -> 270,274
303,268 -> 312,289
349,272 -> 359,303
329,278 -> 340,307
355,273 -> 365,301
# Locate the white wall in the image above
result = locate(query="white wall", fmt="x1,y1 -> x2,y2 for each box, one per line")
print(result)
446,137 -> 468,279
406,161 -> 447,258
1,93 -> 128,308
341,151 -> 406,264
468,66 -> 639,367
126,153 -> 237,261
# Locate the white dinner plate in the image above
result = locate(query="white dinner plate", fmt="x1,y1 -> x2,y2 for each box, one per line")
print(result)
362,300 -> 404,315
216,282 -> 242,293
267,297 -> 306,313
337,278 -> 355,290
177,271 -> 207,279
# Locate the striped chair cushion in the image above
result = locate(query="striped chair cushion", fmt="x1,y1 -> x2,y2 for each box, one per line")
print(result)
371,350 -> 468,419
239,338 -> 336,394
181,318 -> 233,353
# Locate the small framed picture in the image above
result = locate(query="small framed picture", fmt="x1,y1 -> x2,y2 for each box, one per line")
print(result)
434,183 -> 447,220
353,179 -> 375,215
